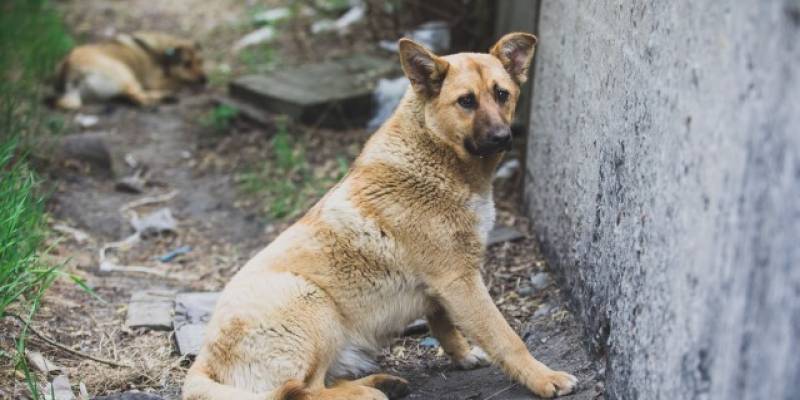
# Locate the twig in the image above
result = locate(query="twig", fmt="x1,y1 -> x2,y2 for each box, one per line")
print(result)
6,314 -> 133,369
483,384 -> 516,400
119,190 -> 179,213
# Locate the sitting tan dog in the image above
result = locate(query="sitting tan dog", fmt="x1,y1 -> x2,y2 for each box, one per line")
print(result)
54,32 -> 206,110
182,32 -> 577,400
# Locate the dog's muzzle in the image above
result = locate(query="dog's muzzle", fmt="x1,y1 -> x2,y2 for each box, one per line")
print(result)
465,126 -> 512,156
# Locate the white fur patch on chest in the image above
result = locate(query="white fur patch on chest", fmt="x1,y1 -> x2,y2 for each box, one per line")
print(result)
468,192 -> 495,244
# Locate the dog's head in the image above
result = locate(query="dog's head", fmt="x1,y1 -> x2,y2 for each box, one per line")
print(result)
131,32 -> 207,85
399,33 -> 537,158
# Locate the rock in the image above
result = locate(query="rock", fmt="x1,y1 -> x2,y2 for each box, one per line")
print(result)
26,350 -> 63,375
43,375 -> 74,400
529,272 -> 551,290
532,304 -> 552,319
125,290 -> 175,331
93,393 -> 162,400
174,292 -> 220,356
229,55 -> 396,128
487,225 -> 525,246
57,133 -> 113,176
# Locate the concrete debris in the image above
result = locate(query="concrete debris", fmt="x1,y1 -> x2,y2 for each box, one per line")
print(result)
43,375 -> 75,400
26,350 -> 63,375
174,292 -> 220,356
125,290 -> 176,331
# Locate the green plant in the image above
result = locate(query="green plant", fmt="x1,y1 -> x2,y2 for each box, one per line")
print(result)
237,119 -> 349,220
201,104 -> 239,134
0,0 -> 72,396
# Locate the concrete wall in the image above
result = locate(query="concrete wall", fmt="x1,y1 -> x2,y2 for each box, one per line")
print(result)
524,2 -> 800,399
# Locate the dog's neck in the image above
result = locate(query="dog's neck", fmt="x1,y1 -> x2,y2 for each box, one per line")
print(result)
379,90 -> 502,195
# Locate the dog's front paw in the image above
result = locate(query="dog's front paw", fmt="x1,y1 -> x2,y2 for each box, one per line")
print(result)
530,370 -> 578,398
456,346 -> 490,369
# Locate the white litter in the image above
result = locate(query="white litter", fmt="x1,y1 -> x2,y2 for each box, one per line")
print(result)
366,76 -> 409,131
253,7 -> 291,24
232,26 -> 275,53
495,159 -> 520,180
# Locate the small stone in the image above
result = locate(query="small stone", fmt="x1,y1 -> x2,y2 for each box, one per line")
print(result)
487,225 -> 525,246
533,304 -> 552,319
595,381 -> 605,393
529,272 -> 551,290
125,290 -> 175,331
174,292 -> 221,356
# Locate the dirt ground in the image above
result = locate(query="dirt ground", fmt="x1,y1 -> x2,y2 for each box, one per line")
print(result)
0,1 -> 604,399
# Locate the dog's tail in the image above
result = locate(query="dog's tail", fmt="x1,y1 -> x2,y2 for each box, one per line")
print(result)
182,360 -> 310,400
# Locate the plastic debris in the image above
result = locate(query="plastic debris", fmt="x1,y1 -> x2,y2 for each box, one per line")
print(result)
158,245 -> 192,262
367,76 -> 409,131
419,336 -> 440,349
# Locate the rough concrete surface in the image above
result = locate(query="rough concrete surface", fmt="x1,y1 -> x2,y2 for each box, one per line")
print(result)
525,2 -> 799,400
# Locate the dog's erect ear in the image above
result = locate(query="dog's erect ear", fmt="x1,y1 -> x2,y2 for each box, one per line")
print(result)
398,38 -> 449,97
490,33 -> 537,84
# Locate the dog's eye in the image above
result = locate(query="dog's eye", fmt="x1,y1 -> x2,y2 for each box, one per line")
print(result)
495,87 -> 510,104
457,94 -> 477,109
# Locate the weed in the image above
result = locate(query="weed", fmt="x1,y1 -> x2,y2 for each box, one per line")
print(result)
0,0 -> 72,396
201,104 -> 239,134
237,119 -> 349,220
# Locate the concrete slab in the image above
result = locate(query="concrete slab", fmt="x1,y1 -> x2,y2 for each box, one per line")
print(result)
173,292 -> 220,356
229,55 -> 397,127
125,290 -> 175,331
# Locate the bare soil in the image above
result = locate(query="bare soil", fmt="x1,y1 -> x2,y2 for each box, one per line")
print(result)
0,1 -> 604,399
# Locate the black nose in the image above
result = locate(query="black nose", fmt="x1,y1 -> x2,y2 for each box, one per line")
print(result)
488,126 -> 512,147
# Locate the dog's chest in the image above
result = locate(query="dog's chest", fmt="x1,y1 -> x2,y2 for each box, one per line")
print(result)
467,192 -> 496,244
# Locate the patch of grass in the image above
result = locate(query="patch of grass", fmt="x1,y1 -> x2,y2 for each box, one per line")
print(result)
238,44 -> 277,73
0,0 -> 72,396
237,119 -> 349,220
201,104 -> 239,134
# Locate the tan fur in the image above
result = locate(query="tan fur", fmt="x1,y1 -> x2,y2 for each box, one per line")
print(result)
182,33 -> 577,400
54,31 -> 205,110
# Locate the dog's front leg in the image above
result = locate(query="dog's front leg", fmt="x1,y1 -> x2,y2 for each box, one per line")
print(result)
427,305 -> 490,369
430,272 -> 577,398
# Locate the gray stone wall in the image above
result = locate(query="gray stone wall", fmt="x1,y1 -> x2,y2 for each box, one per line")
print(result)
524,2 -> 800,399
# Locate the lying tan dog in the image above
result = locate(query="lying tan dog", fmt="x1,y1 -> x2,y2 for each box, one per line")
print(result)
183,32 -> 577,400
54,32 -> 206,110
